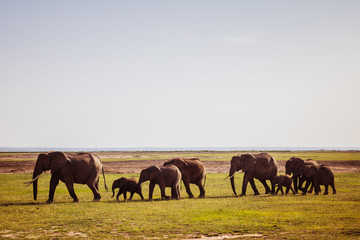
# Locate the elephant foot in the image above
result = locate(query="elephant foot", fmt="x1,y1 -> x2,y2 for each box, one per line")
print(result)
188,195 -> 195,199
46,199 -> 53,204
265,190 -> 271,194
162,196 -> 170,200
116,199 -> 120,202
302,192 -> 306,196
323,192 -> 328,195
92,198 -> 100,202
254,192 -> 260,196
198,195 -> 205,198
240,193 -> 246,197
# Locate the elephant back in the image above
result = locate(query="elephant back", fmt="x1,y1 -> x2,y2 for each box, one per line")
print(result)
160,164 -> 182,187
253,153 -> 278,179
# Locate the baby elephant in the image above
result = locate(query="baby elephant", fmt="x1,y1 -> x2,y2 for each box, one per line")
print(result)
273,175 -> 295,195
111,177 -> 144,201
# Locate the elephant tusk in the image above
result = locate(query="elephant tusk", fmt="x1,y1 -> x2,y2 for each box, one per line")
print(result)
224,173 -> 236,180
24,174 -> 41,187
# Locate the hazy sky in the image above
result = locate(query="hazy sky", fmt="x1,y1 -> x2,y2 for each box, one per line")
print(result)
1,1 -> 359,148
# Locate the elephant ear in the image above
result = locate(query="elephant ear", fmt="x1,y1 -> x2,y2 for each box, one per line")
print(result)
49,152 -> 71,174
307,165 -> 318,177
242,154 -> 256,172
118,177 -> 127,188
171,158 -> 188,171
301,165 -> 317,178
149,165 -> 162,181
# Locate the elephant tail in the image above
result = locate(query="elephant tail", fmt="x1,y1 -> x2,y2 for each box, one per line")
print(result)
203,174 -> 206,188
102,167 -> 108,191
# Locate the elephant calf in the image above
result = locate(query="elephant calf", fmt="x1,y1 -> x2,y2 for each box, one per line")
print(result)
111,177 -> 144,201
163,157 -> 206,198
300,165 -> 336,195
273,174 -> 295,195
138,165 -> 182,200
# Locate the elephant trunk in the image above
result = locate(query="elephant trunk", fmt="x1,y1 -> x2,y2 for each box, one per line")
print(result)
32,166 -> 42,201
111,183 -> 116,198
111,188 -> 115,198
229,167 -> 237,196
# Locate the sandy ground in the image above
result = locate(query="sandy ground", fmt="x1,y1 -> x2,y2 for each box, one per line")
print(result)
0,157 -> 359,174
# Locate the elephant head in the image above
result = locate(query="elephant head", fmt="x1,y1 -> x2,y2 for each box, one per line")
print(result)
300,165 -> 318,178
111,177 -> 127,198
272,175 -> 281,185
138,165 -> 162,185
229,154 -> 256,195
163,158 -> 188,171
285,157 -> 301,175
26,152 -> 70,200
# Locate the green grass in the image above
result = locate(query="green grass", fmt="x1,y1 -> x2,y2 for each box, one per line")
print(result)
0,172 -> 359,239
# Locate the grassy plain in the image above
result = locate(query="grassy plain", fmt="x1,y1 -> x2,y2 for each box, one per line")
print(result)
1,151 -> 360,162
0,151 -> 360,239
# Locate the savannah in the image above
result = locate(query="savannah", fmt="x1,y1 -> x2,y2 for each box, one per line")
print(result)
1,151 -> 359,239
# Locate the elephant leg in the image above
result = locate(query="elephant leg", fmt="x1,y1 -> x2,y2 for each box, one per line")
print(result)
183,180 -> 194,198
87,182 -> 101,201
285,186 -> 290,195
307,182 -> 314,193
116,190 -> 122,201
158,181 -> 169,200
171,186 -> 180,200
137,188 -> 144,200
94,177 -> 100,191
323,185 -> 329,195
129,191 -> 135,201
197,179 -> 205,198
293,177 -> 298,194
240,174 -> 251,196
270,179 -> 276,194
149,181 -> 155,200
249,178 -> 260,195
123,191 -> 128,201
275,186 -> 280,194
331,184 -> 336,194
279,185 -> 284,195
258,179 -> 270,194
290,186 -> 296,194
65,181 -> 79,202
302,180 -> 311,195
176,184 -> 181,200
47,175 -> 59,204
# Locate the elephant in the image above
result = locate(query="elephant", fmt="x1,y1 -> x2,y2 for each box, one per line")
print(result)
111,177 -> 144,201
273,174 -> 295,195
138,165 -> 182,200
25,151 -> 108,203
299,165 -> 336,195
285,157 -> 319,193
228,153 -> 278,196
163,157 -> 206,198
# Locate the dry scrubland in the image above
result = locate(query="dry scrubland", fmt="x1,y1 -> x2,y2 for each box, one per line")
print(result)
0,151 -> 360,239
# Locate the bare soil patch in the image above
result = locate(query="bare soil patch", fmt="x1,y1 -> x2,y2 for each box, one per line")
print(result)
0,159 -> 359,174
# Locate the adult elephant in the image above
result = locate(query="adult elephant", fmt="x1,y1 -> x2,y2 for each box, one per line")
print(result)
299,165 -> 336,195
25,151 -> 108,203
228,153 -> 278,196
163,157 -> 206,198
285,157 -> 319,193
138,165 -> 181,200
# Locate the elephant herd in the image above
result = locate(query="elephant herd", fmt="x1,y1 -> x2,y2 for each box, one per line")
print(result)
25,151 -> 336,203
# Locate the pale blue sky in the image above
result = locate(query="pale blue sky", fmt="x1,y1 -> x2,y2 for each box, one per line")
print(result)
0,1 -> 359,148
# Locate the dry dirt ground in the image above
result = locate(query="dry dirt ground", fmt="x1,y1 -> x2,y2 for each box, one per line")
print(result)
0,152 -> 360,174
